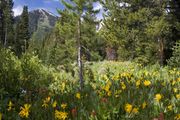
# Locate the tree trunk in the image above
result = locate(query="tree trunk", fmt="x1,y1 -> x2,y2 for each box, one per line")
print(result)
4,27 -> 7,47
106,46 -> 117,61
77,18 -> 83,90
158,37 -> 164,66
0,9 -> 3,44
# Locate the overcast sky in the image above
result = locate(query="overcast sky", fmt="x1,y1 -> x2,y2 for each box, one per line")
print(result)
13,0 -> 103,19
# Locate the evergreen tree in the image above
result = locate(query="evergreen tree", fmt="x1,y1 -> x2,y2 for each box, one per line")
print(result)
0,0 -> 14,47
168,41 -> 180,68
15,6 -> 29,56
81,1 -> 103,61
101,0 -> 172,65
56,9 -> 77,63
58,0 -> 100,89
165,0 -> 180,61
3,0 -> 14,47
0,0 -> 5,45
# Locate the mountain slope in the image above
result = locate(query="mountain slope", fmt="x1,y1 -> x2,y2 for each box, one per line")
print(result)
15,9 -> 58,41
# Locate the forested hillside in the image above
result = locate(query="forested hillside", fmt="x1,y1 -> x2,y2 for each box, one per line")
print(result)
15,9 -> 58,40
0,0 -> 179,119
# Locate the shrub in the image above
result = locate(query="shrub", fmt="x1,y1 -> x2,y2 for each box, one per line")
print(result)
168,41 -> 180,68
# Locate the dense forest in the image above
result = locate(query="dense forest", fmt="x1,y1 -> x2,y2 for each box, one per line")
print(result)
0,0 -> 180,119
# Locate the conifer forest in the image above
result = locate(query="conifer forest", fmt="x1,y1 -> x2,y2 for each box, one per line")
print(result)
0,0 -> 180,119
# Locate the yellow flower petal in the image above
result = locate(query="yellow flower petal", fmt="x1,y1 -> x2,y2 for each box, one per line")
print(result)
143,80 -> 151,86
155,94 -> 162,102
125,103 -> 132,113
132,107 -> 139,114
19,104 -> 31,118
61,103 -> 67,109
76,93 -> 81,99
55,110 -> 68,120
142,102 -> 147,109
52,101 -> 57,108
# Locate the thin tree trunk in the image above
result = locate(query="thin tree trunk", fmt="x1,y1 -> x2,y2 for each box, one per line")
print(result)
77,17 -> 83,90
0,10 -> 3,44
158,37 -> 164,66
24,39 -> 26,53
4,27 -> 7,47
106,46 -> 117,61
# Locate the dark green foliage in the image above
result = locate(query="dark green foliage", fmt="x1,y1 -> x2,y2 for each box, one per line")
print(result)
15,6 -> 30,56
38,1 -> 105,71
81,3 -> 104,61
0,47 -> 54,102
168,41 -> 180,68
100,0 -> 175,65
0,0 -> 5,44
165,0 -> 180,61
45,9 -> 77,70
4,0 -> 14,47
0,0 -> 14,48
0,48 -> 21,99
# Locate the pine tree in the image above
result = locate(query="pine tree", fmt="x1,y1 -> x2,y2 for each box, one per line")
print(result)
165,0 -> 180,61
3,0 -> 14,47
0,0 -> 5,45
0,0 -> 15,48
81,1 -> 102,61
54,9 -> 77,66
59,0 -> 100,89
15,6 -> 29,56
101,0 -> 172,65
168,41 -> 180,68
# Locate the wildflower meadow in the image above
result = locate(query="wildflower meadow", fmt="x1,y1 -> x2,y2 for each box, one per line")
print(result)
0,50 -> 179,120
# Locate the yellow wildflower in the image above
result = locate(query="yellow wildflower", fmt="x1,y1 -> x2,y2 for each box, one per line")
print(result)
104,81 -> 111,92
0,112 -> 2,120
107,91 -> 112,96
136,80 -> 141,88
42,103 -> 48,108
115,90 -> 122,98
61,82 -> 66,92
112,75 -> 119,81
143,80 -> 151,86
52,101 -> 57,108
19,104 -> 31,118
7,101 -> 13,111
174,114 -> 180,120
172,80 -> 176,86
125,103 -> 132,113
42,96 -> 51,108
55,110 -> 68,120
176,94 -> 180,99
61,103 -> 67,109
121,72 -> 131,78
142,102 -> 147,109
155,94 -> 162,102
174,88 -> 178,93
45,96 -> 51,102
102,75 -> 109,82
132,107 -> 139,114
167,105 -> 173,111
177,78 -> 180,82
121,82 -> 126,90
76,93 -> 81,99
